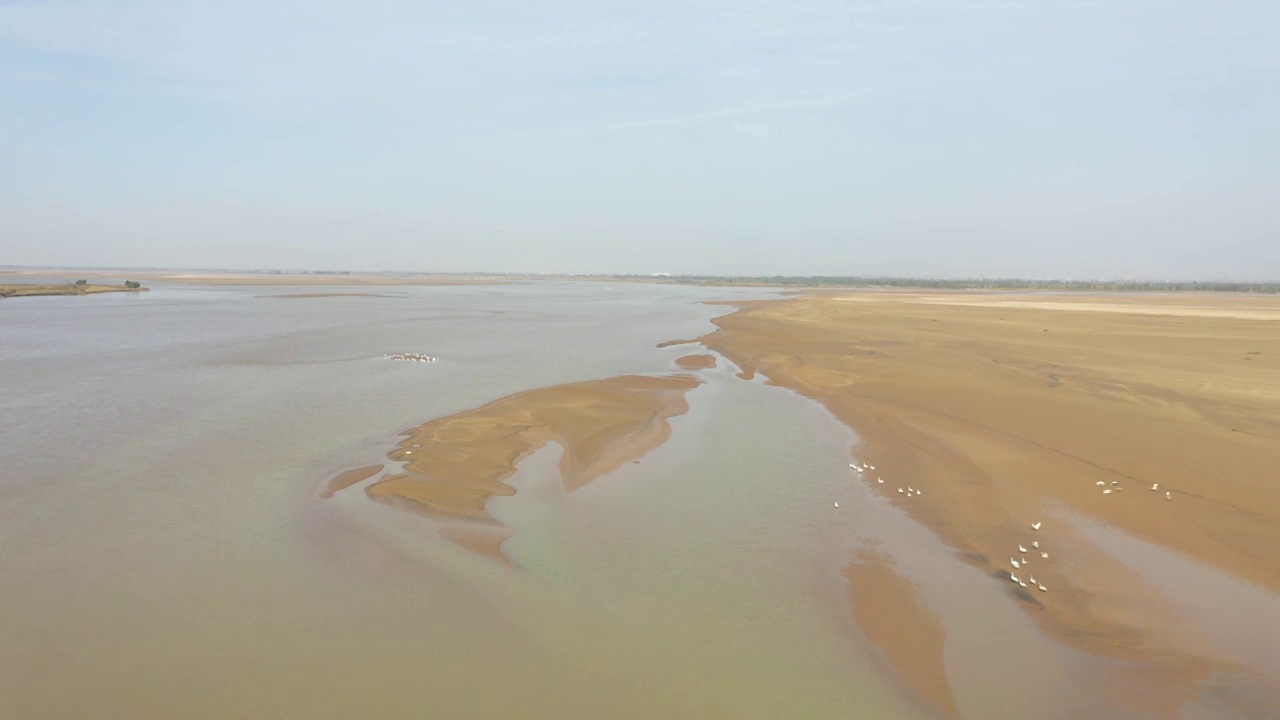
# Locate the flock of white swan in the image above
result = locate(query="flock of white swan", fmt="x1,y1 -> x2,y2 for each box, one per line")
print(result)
1008,522 -> 1049,593
837,458 -> 1182,596
1097,478 -> 1173,501
386,353 -> 437,363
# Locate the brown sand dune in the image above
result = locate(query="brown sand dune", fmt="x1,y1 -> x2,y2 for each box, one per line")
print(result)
366,374 -> 701,520
701,292 -> 1280,714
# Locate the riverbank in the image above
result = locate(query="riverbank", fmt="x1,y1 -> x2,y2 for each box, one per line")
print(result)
698,291 -> 1280,716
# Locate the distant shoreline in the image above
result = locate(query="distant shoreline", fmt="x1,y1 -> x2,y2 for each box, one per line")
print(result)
3,267 -> 1275,293
0,283 -> 148,299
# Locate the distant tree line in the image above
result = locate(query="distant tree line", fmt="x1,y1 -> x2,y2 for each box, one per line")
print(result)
585,275 -> 1280,293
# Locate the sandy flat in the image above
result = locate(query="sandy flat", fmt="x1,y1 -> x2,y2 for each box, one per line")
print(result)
701,291 -> 1280,714
366,374 -> 701,521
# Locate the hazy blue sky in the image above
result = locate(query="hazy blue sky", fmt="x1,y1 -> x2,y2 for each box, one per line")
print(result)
3,1 -> 1278,277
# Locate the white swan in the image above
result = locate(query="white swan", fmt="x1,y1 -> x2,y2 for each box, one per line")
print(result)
1166,491 -> 1172,500
1103,489 -> 1113,495
834,501 -> 839,508
1040,551 -> 1049,559
1032,541 -> 1039,549
1010,558 -> 1020,569
1032,522 -> 1042,531
1018,545 -> 1027,553
1151,483 -> 1159,491
1038,583 -> 1047,592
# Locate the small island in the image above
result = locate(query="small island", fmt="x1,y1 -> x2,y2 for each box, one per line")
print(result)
0,279 -> 148,299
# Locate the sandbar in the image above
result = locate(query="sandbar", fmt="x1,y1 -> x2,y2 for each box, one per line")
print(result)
366,374 -> 701,520
845,552 -> 957,719
0,283 -> 147,298
674,353 -> 717,370
701,291 -> 1280,714
320,465 -> 384,499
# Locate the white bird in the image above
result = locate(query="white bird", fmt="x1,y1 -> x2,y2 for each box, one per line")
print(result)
908,487 -> 915,494
1010,574 -> 1020,584
849,463 -> 857,469
1032,541 -> 1039,549
1103,489 -> 1113,495
1019,581 -> 1028,588
877,477 -> 884,484
1111,481 -> 1119,485
1095,481 -> 1105,486
1029,575 -> 1036,585
405,450 -> 413,455
834,501 -> 840,508
868,464 -> 876,470
1151,483 -> 1159,491
1038,584 -> 1047,592
1011,558 -> 1020,569
1018,545 -> 1028,553
1040,551 -> 1049,559
915,489 -> 922,496
897,487 -> 904,493
1166,491 -> 1172,500
1022,556 -> 1029,565
1032,522 -> 1042,531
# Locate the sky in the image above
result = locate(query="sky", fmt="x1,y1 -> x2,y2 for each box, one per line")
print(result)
2,1 -> 1278,278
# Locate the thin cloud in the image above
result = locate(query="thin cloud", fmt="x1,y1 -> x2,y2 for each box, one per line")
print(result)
598,88 -> 868,132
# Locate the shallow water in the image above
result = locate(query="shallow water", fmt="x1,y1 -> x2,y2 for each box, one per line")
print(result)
0,282 -> 921,719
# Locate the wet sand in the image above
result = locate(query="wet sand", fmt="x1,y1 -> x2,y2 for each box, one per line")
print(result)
260,292 -> 403,299
700,291 -> 1280,715
674,353 -> 718,370
320,465 -> 384,499
363,374 -> 701,520
845,551 -> 956,719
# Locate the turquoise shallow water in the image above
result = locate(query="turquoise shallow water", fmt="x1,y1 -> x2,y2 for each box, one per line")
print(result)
0,282 -> 919,719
